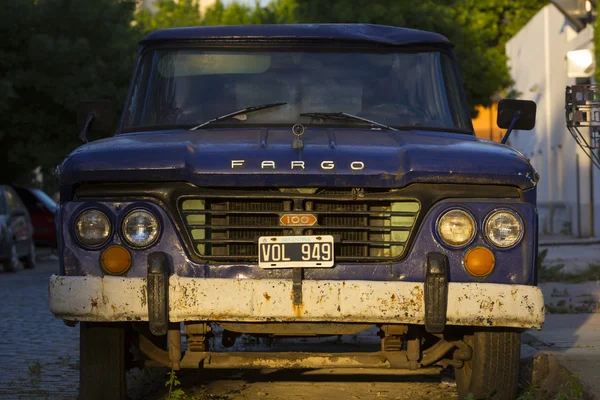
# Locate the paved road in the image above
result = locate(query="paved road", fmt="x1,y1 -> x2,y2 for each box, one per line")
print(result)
0,257 -> 457,400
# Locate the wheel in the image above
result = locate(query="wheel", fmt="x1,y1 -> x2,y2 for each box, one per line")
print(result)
2,243 -> 19,273
21,242 -> 36,269
79,323 -> 127,400
454,330 -> 520,400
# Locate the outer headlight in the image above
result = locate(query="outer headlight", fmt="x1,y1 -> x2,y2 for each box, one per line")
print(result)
437,209 -> 476,248
484,209 -> 524,248
74,209 -> 111,247
122,209 -> 159,247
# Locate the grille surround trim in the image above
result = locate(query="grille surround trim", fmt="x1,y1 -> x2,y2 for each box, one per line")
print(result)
178,191 -> 421,263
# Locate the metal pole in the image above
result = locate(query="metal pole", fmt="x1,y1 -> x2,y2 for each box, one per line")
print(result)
591,150 -> 595,237
169,324 -> 181,370
577,154 -> 581,237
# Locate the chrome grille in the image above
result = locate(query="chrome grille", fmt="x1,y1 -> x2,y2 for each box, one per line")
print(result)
180,192 -> 420,262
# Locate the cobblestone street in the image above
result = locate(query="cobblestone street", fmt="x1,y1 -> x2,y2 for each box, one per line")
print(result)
0,255 -> 457,400
0,255 -> 79,400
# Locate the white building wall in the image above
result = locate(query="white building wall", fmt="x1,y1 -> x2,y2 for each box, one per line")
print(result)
506,4 -> 596,237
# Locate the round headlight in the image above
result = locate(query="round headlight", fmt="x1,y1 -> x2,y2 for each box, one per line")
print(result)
122,209 -> 159,247
437,209 -> 476,248
74,209 -> 111,247
484,209 -> 524,248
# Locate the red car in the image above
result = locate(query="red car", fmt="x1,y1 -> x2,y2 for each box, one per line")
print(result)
12,186 -> 57,248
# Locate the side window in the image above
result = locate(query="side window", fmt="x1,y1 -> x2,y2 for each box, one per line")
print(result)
440,53 -> 473,130
123,53 -> 153,128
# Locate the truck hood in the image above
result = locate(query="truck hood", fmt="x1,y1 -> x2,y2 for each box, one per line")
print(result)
59,128 -> 538,189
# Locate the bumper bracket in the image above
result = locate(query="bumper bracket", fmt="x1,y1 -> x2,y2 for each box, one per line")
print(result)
424,252 -> 449,334
147,252 -> 170,336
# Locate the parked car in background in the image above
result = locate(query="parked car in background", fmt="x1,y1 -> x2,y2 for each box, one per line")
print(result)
12,186 -> 57,247
0,185 -> 36,272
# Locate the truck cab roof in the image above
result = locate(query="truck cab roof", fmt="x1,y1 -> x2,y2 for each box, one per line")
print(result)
140,23 -> 453,48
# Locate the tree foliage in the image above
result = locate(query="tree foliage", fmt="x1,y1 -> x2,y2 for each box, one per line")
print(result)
201,0 -> 296,26
135,0 -> 296,37
0,0 -> 137,189
136,0 -> 202,35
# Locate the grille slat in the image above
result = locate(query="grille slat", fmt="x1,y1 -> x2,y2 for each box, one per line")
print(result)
180,192 -> 420,262
186,224 -> 412,231
184,239 -> 410,245
182,210 -> 418,217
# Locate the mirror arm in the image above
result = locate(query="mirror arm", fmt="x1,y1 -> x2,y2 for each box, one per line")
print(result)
79,112 -> 95,143
500,110 -> 521,145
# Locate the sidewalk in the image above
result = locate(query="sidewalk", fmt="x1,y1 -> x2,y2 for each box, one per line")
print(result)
523,238 -> 600,397
525,314 -> 600,398
539,235 -> 600,247
539,239 -> 600,273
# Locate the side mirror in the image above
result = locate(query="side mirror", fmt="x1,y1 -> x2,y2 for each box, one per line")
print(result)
497,99 -> 537,144
76,100 -> 115,142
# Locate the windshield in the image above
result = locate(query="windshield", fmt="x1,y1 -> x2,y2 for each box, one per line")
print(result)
122,47 -> 472,132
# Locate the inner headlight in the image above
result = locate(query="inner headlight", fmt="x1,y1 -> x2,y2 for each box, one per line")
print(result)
122,209 -> 160,247
74,209 -> 111,247
437,209 -> 476,248
484,209 -> 524,248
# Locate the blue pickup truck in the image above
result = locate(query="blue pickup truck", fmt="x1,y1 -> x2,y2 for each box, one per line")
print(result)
48,24 -> 542,400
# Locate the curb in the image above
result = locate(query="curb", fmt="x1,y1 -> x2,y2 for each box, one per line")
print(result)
520,336 -> 597,399
539,238 -> 600,247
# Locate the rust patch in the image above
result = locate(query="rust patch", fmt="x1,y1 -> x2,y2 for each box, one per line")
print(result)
140,285 -> 147,307
380,172 -> 393,180
292,302 -> 305,317
411,286 -> 424,303
479,300 -> 495,312
90,297 -> 98,308
263,292 -> 271,301
288,290 -> 304,317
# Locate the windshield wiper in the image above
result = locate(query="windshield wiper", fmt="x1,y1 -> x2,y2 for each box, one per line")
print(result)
190,102 -> 287,130
300,112 -> 398,131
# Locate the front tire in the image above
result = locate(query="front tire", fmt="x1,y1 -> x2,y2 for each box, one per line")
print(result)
454,330 -> 520,400
2,243 -> 19,272
79,323 -> 127,400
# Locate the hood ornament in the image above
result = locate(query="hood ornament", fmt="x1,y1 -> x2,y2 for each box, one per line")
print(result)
292,124 -> 305,150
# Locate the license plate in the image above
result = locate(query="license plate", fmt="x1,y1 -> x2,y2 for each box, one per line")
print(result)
258,235 -> 335,268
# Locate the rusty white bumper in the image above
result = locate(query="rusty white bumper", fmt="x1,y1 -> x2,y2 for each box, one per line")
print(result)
48,275 -> 544,329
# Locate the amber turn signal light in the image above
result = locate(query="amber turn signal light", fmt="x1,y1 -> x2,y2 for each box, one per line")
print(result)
101,245 -> 132,275
463,246 -> 495,277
